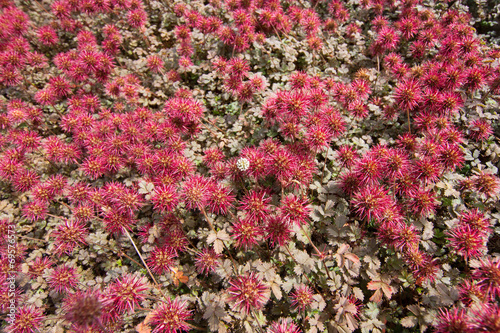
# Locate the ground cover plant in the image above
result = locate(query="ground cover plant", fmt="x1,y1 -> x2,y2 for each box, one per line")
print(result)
0,0 -> 499,332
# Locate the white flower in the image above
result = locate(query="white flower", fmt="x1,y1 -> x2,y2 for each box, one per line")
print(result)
236,157 -> 250,171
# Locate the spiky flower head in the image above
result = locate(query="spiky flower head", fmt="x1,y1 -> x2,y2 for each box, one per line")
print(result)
232,216 -> 264,250
47,264 -> 79,294
5,305 -> 44,333
147,246 -> 177,275
265,214 -> 292,247
279,194 -> 311,226
195,248 -> 221,275
289,284 -> 314,312
52,219 -> 88,255
267,318 -> 302,333
63,288 -> 106,332
472,256 -> 500,300
149,297 -> 192,333
446,224 -> 486,261
434,307 -> 471,333
469,119 -> 493,142
106,273 -> 149,314
227,272 -> 270,315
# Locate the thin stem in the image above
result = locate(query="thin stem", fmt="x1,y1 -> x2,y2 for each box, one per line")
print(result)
301,225 -> 333,280
407,109 -> 411,134
251,310 -> 265,333
122,228 -> 168,300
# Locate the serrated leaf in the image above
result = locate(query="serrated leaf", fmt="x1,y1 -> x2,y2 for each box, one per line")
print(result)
400,316 -> 417,328
353,287 -> 364,301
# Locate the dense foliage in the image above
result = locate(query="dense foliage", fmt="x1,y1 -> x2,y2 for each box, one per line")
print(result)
0,0 -> 499,332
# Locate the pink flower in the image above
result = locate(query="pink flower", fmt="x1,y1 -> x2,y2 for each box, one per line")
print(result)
53,220 -> 88,255
38,25 -> 59,46
446,224 -> 486,260
267,318 -> 302,333
279,194 -> 311,226
393,78 -> 422,112
47,265 -> 79,293
434,307 -> 471,333
240,189 -> 272,222
469,119 -> 493,142
265,214 -> 292,247
147,246 -> 177,275
351,185 -> 393,222
232,216 -> 264,250
5,305 -> 44,333
151,184 -> 179,213
106,273 -> 149,315
149,297 -> 192,333
289,284 -> 314,312
195,248 -> 221,275
227,272 -> 270,315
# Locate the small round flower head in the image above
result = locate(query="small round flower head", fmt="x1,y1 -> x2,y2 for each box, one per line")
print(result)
147,246 -> 177,275
227,272 -> 270,315
458,278 -> 486,306
267,318 -> 302,333
446,224 -> 486,260
106,273 -> 149,314
471,303 -> 500,332
472,256 -> 500,300
47,265 -> 79,293
127,9 -> 147,28
351,185 -> 393,222
232,216 -> 264,250
236,157 -> 250,171
52,219 -> 88,255
265,214 -> 292,247
469,119 -> 493,142
393,78 -> 422,112
63,288 -> 105,332
195,248 -> 221,275
290,284 -> 314,312
147,54 -> 164,73
22,200 -> 48,222
459,209 -> 491,232
38,25 -> 59,46
5,305 -> 44,333
471,171 -> 500,198
149,297 -> 192,333
279,194 -> 311,226
151,184 -> 179,213
336,145 -> 359,169
406,188 -> 439,218
181,175 -> 209,210
203,147 -> 225,167
206,182 -> 235,215
239,189 -> 272,222
434,307 -> 471,333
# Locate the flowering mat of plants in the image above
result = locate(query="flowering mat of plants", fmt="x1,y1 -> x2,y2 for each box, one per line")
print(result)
1,0 -> 500,332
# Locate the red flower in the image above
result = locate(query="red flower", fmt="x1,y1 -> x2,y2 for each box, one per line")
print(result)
447,224 -> 486,260
106,273 -> 149,314
151,184 -> 179,213
5,305 -> 44,333
290,284 -> 314,312
149,297 -> 192,333
265,214 -> 292,247
62,288 -> 106,332
47,265 -> 79,293
434,307 -> 471,333
472,171 -> 500,198
472,257 -> 500,300
351,185 -> 393,222
279,194 -> 311,226
267,318 -> 302,333
147,246 -> 177,275
227,272 -> 270,315
181,175 -> 209,210
469,119 -> 493,142
195,248 -> 221,275
393,79 -> 422,112
232,216 -> 264,250
53,220 -> 88,255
